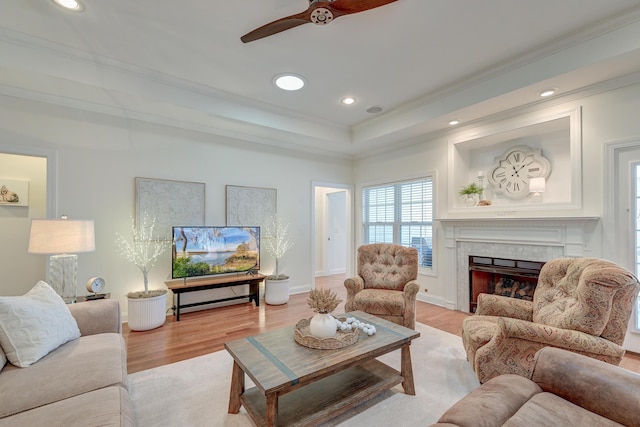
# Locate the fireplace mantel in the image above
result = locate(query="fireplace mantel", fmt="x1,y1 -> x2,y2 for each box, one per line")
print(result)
437,216 -> 599,224
439,216 -> 600,312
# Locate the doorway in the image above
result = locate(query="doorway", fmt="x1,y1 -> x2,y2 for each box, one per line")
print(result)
606,140 -> 640,352
311,182 -> 353,290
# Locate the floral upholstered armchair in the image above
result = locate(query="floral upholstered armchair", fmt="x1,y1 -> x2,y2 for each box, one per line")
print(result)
344,243 -> 421,329
462,258 -> 640,384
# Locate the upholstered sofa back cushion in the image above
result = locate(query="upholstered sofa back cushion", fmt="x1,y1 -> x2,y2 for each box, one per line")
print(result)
533,258 -> 639,341
357,244 -> 418,290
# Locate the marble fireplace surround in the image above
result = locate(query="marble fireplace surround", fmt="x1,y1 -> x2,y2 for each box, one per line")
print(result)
440,217 -> 599,312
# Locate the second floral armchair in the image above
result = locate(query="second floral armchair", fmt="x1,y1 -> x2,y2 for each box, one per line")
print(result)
344,243 -> 421,329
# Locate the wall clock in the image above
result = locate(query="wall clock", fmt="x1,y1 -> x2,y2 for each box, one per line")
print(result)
488,145 -> 551,200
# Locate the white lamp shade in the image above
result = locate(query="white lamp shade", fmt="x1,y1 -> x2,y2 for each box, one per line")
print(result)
28,219 -> 95,254
529,177 -> 546,193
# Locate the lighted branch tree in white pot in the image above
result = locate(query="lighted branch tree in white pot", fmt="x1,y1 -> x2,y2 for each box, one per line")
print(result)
263,214 -> 294,305
115,212 -> 170,331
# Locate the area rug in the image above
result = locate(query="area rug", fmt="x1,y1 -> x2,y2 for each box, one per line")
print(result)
128,323 -> 480,426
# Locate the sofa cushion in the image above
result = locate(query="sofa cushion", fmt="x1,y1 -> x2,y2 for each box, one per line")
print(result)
503,392 -> 623,427
0,281 -> 80,367
0,333 -> 127,419
352,288 -> 405,315
436,374 -> 542,427
0,348 -> 5,373
0,386 -> 135,427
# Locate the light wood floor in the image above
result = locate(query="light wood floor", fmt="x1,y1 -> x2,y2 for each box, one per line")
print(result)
123,274 -> 640,375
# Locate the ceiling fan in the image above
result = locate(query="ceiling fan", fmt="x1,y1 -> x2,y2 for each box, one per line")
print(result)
241,0 -> 398,43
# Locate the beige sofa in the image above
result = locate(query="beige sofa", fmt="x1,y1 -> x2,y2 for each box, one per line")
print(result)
431,347 -> 640,426
0,299 -> 134,426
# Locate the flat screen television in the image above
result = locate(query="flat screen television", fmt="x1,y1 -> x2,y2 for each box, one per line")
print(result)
171,226 -> 260,279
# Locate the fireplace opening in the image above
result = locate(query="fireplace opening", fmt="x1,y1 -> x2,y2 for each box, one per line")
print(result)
469,256 -> 545,313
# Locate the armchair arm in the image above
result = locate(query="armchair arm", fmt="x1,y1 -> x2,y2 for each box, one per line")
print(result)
474,316 -> 625,382
531,347 -> 640,426
68,299 -> 122,336
344,276 -> 364,312
476,293 -> 533,321
402,280 -> 421,330
403,280 -> 420,301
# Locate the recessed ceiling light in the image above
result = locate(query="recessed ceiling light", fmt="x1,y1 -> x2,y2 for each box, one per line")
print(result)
449,120 -> 460,126
366,105 -> 384,114
274,74 -> 306,91
341,97 -> 356,105
52,0 -> 83,11
539,88 -> 557,97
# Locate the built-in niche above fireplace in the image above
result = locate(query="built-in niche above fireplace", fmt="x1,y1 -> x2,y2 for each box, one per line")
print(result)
447,106 -> 582,214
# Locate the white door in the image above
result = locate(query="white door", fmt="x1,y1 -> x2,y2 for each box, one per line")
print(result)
326,191 -> 347,275
612,143 -> 640,352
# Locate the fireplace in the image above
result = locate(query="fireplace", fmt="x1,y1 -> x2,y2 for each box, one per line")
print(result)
439,217 -> 599,313
468,256 -> 545,313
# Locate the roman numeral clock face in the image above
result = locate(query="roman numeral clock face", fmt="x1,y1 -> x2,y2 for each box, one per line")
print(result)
488,146 -> 551,200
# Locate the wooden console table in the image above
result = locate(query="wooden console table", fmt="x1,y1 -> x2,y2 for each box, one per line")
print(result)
166,274 -> 265,321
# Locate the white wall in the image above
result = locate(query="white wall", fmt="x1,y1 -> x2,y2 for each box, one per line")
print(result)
353,81 -> 640,307
3,79 -> 640,329
0,96 -> 352,318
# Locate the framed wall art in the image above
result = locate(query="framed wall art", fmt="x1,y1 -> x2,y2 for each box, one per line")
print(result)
0,179 -> 29,206
135,177 -> 205,239
226,185 -> 276,226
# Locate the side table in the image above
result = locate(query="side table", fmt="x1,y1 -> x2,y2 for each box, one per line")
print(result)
76,293 -> 110,303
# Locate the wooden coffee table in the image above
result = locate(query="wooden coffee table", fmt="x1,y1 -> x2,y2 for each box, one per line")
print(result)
224,311 -> 420,426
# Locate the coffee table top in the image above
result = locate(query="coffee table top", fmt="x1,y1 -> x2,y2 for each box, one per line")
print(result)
224,311 -> 420,394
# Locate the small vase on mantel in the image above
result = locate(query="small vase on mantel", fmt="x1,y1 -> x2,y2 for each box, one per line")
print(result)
309,312 -> 337,339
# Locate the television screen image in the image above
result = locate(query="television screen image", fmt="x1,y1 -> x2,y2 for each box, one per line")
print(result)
172,226 -> 260,279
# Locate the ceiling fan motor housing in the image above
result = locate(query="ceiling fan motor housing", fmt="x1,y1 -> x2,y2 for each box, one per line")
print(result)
310,8 -> 334,25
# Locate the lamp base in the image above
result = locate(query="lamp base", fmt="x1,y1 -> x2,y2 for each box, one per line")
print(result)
530,192 -> 543,203
49,254 -> 77,304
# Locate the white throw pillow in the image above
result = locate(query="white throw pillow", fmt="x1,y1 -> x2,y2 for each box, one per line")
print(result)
0,281 -> 81,367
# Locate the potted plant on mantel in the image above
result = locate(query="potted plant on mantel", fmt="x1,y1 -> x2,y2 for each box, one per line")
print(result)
263,214 -> 294,305
458,182 -> 484,207
116,212 -> 170,331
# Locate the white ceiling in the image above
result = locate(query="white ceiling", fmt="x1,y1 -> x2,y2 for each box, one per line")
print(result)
2,0 -> 640,157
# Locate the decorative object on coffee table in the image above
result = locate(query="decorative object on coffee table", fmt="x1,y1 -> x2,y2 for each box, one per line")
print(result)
307,288 -> 342,338
294,317 -> 358,349
116,212 -> 170,331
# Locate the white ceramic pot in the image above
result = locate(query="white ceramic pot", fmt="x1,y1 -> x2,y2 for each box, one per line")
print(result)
127,293 -> 167,331
265,278 -> 290,305
309,312 -> 337,339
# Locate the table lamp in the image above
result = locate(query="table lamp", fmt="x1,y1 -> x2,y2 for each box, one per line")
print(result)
529,177 -> 546,203
28,216 -> 95,303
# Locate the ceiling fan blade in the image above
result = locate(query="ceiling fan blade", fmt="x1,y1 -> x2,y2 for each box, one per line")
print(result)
241,0 -> 398,43
241,12 -> 310,43
330,0 -> 398,15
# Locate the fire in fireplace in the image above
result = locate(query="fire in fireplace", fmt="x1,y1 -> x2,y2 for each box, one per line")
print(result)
469,256 -> 545,313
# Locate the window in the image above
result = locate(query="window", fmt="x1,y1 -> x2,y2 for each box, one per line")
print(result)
362,177 -> 433,268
